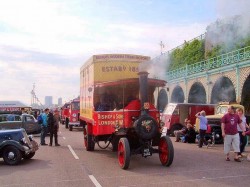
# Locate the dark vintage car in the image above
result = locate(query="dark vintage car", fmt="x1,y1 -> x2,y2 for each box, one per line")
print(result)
0,128 -> 39,165
0,114 -> 41,134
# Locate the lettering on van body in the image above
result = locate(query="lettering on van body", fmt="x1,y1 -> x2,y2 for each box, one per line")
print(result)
97,113 -> 124,126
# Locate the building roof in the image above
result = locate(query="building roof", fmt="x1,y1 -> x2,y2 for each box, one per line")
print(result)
0,101 -> 30,108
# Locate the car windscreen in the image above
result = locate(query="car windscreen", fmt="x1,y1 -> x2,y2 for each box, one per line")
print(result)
71,102 -> 80,110
163,104 -> 178,115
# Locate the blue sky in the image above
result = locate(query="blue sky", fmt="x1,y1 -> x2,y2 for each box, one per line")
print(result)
0,0 -> 248,105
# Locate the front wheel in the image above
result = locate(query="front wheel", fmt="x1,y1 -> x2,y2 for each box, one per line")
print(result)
69,125 -> 73,131
3,146 -> 22,165
118,138 -> 130,170
159,136 -> 174,167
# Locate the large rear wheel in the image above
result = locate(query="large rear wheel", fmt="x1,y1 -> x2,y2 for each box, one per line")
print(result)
118,138 -> 130,170
159,136 -> 174,167
84,126 -> 95,151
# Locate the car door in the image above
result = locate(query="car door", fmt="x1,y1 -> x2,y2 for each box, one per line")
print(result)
23,115 -> 40,134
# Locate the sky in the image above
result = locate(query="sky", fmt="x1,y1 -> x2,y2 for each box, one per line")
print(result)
0,0 -> 249,106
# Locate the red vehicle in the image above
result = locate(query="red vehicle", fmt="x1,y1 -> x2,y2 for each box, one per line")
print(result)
80,54 -> 174,169
161,103 -> 215,136
67,99 -> 80,131
61,102 -> 70,128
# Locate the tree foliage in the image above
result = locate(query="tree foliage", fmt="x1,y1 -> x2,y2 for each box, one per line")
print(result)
168,35 -> 250,71
168,39 -> 205,70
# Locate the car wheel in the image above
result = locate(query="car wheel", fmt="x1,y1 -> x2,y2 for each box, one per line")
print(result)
23,152 -> 35,159
3,146 -> 22,165
159,136 -> 174,167
69,125 -> 73,131
118,137 -> 130,170
84,126 -> 95,151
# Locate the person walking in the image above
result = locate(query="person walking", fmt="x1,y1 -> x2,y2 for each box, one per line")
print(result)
195,110 -> 208,148
237,108 -> 248,157
49,109 -> 60,146
40,108 -> 49,145
221,106 -> 246,162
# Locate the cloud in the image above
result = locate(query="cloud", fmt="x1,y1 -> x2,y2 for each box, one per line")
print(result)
2,0 -> 244,106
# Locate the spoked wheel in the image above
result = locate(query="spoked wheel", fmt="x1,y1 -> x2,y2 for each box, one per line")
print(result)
3,146 -> 22,165
83,126 -> 95,151
159,136 -> 174,167
118,138 -> 130,170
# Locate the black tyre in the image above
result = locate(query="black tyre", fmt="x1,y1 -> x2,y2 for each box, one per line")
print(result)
213,130 -> 223,144
118,138 -> 130,170
69,125 -> 73,131
23,152 -> 35,159
159,136 -> 174,167
3,146 -> 22,165
84,126 -> 95,151
134,115 -> 158,140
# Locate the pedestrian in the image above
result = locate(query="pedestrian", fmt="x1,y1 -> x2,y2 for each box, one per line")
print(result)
195,110 -> 208,148
221,106 -> 246,162
174,118 -> 188,142
7,112 -> 15,121
49,109 -> 60,146
236,107 -> 248,157
40,108 -> 49,145
183,122 -> 196,143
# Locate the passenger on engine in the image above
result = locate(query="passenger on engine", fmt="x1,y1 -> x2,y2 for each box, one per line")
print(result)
124,93 -> 140,110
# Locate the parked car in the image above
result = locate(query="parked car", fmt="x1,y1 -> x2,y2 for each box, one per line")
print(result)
0,114 -> 41,134
161,103 -> 215,136
0,128 -> 39,165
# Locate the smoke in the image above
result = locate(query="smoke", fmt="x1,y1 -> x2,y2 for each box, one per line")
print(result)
216,0 -> 250,19
139,54 -> 170,80
206,1 -> 250,53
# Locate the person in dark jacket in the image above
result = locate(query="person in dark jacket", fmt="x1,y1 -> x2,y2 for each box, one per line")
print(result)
183,123 -> 196,143
174,118 -> 189,142
49,109 -> 60,146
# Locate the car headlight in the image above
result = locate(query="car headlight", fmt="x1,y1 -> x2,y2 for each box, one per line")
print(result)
28,135 -> 33,141
21,137 -> 27,144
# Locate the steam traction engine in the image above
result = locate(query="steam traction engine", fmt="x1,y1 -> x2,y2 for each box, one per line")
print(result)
80,54 -> 174,169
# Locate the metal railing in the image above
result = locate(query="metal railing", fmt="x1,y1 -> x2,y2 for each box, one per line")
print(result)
166,46 -> 250,80
161,33 -> 206,56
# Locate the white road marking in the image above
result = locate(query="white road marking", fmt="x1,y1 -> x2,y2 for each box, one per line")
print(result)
89,175 -> 102,187
67,145 -> 79,159
63,137 -> 66,140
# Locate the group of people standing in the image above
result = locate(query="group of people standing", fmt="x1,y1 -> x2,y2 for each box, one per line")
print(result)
40,108 -> 61,146
174,105 -> 249,162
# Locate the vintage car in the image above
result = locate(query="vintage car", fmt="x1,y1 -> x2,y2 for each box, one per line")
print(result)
0,114 -> 41,134
0,128 -> 39,165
